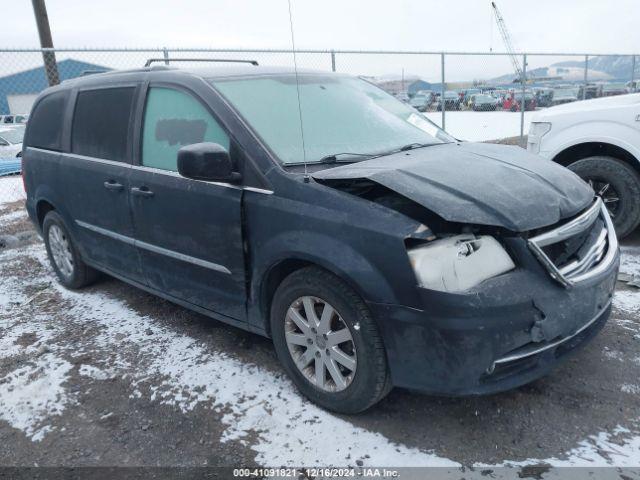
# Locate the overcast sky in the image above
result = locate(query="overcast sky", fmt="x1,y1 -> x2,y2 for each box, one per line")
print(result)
1,0 -> 638,81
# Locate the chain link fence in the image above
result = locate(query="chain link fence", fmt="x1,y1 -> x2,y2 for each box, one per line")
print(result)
0,48 -> 638,202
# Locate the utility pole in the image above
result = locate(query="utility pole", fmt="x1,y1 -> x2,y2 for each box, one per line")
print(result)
31,0 -> 60,86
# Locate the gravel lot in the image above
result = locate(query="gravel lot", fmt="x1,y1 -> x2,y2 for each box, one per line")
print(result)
1,187 -> 639,477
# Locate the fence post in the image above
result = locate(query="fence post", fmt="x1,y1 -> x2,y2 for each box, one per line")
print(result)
631,55 -> 636,91
441,53 -> 446,130
163,47 -> 170,66
330,50 -> 336,72
583,55 -> 589,100
520,54 -> 527,146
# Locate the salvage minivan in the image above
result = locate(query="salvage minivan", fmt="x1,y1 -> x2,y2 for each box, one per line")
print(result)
23,64 -> 620,413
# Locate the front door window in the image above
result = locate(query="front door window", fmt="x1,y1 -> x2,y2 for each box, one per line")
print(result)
141,87 -> 230,171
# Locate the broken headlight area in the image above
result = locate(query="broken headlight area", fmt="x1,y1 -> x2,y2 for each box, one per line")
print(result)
407,234 -> 515,293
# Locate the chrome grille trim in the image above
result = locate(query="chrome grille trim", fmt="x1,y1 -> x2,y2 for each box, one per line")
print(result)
558,227 -> 607,277
529,198 -> 602,248
528,198 -> 618,287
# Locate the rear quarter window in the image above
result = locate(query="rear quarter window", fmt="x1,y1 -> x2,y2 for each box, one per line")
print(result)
71,87 -> 136,161
25,90 -> 69,150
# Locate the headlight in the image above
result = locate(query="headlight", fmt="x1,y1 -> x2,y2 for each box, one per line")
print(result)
529,121 -> 552,137
407,234 -> 515,293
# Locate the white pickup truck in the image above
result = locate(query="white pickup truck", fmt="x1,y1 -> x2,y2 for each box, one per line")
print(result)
528,93 -> 640,238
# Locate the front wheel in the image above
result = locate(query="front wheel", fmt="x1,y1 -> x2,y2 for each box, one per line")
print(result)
568,156 -> 640,238
270,267 -> 390,414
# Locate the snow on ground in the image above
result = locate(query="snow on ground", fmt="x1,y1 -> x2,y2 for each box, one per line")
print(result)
0,244 -> 457,467
0,208 -> 27,225
615,248 -> 640,315
621,245 -> 640,278
492,427 -> 640,468
1,164 -> 639,468
622,384 -> 640,395
614,290 -> 640,315
0,354 -> 74,442
0,175 -> 25,204
424,111 -> 534,142
1,241 -> 639,467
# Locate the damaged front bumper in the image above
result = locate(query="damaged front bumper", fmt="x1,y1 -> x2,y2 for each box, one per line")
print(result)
369,231 -> 619,396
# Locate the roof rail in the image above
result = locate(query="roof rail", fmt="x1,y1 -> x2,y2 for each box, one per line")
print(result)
144,58 -> 259,67
80,69 -> 109,76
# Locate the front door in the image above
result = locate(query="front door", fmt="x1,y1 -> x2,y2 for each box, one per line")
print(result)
129,86 -> 246,320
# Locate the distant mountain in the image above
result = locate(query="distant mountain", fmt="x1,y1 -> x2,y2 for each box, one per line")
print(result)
490,55 -> 638,85
491,65 -> 611,84
554,55 -> 638,80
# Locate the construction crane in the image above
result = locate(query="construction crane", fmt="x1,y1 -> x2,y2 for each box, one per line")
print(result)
491,1 -> 525,83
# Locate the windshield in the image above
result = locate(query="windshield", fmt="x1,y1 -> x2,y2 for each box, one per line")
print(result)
0,127 -> 24,144
210,74 -> 453,165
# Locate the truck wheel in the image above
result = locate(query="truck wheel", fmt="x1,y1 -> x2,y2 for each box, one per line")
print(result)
568,156 -> 640,238
43,211 -> 100,289
270,266 -> 390,414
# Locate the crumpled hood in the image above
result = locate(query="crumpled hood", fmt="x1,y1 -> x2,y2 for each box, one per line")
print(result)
312,142 -> 594,232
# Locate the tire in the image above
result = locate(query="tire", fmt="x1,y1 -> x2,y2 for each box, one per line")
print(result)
270,266 -> 390,414
568,156 -> 640,238
43,211 -> 99,289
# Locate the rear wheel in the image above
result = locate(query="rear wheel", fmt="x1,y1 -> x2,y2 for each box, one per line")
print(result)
43,211 -> 99,289
568,156 -> 640,238
270,267 -> 390,414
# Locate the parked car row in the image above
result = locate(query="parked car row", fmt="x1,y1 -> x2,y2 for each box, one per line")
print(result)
0,114 -> 29,125
395,80 -> 640,114
403,88 -> 536,112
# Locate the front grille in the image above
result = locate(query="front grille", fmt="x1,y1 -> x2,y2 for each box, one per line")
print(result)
528,198 -> 618,287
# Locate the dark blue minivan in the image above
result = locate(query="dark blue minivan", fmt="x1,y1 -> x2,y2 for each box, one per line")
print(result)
22,63 -> 619,413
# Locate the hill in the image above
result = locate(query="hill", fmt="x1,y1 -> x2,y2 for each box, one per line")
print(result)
554,55 -> 637,80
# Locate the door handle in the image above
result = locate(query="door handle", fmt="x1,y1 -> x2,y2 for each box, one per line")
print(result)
131,186 -> 154,198
103,180 -> 124,191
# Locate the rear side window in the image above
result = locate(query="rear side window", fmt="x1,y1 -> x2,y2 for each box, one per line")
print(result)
142,87 -> 230,171
71,87 -> 135,161
26,90 -> 68,150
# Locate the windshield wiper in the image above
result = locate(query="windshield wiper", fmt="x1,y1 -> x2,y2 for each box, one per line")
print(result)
289,143 -> 446,167
316,152 -> 377,164
399,142 -> 439,151
366,142 -> 442,160
320,143 -> 441,163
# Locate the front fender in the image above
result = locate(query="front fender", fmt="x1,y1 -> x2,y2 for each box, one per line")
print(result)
542,121 -> 640,163
254,229 -> 400,304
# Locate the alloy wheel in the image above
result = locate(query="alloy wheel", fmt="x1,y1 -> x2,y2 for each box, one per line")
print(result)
588,178 -> 620,218
284,296 -> 357,392
48,224 -> 74,278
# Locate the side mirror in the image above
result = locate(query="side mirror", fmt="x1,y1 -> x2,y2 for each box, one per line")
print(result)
177,142 -> 241,183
